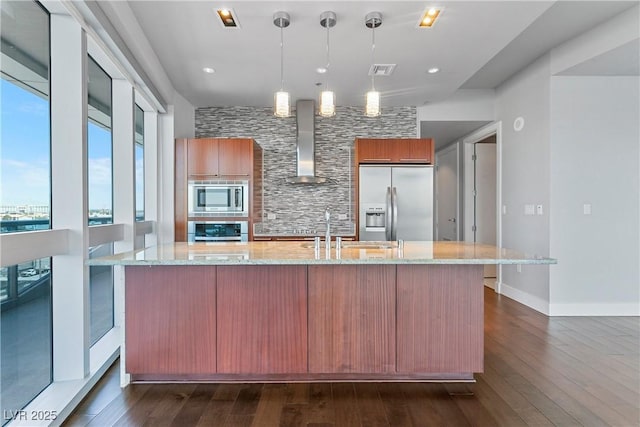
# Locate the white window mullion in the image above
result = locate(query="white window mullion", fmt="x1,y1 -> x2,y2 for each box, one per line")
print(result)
50,14 -> 90,380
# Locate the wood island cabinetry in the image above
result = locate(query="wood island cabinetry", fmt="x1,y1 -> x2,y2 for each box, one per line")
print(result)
124,261 -> 484,382
90,241 -> 554,384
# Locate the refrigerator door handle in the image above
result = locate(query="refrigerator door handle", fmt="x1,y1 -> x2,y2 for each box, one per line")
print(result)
385,186 -> 392,241
392,187 -> 398,241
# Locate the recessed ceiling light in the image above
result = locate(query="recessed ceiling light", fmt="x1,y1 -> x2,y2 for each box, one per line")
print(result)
216,8 -> 240,28
417,7 -> 442,28
427,67 -> 439,74
203,67 -> 216,74
316,67 -> 327,74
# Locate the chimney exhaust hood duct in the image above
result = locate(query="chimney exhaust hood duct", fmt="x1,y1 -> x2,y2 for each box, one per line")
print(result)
286,99 -> 328,184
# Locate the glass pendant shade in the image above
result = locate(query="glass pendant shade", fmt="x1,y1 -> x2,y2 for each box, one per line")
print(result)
365,90 -> 381,117
274,91 -> 290,118
319,90 -> 336,117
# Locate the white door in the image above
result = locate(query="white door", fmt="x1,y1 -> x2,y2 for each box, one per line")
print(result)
435,144 -> 459,241
474,142 -> 497,277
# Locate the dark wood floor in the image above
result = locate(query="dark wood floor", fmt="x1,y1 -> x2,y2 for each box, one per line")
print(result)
63,288 -> 640,427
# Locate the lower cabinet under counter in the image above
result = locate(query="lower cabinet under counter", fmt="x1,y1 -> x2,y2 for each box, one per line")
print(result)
125,264 -> 483,382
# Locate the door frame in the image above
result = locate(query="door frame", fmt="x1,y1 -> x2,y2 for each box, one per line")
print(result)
435,142 -> 460,241
462,121 -> 503,292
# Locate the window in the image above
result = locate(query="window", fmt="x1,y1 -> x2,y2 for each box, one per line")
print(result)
87,56 -> 113,225
0,1 -> 52,423
89,243 -> 114,345
135,105 -> 144,221
0,259 -> 52,424
0,0 -> 51,235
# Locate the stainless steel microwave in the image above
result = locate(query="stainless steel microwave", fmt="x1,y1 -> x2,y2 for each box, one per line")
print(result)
188,180 -> 249,217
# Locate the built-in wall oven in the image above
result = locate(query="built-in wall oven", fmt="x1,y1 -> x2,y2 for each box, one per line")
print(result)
188,180 -> 249,217
187,221 -> 248,242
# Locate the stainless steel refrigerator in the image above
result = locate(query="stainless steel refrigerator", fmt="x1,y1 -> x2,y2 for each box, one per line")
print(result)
359,165 -> 434,241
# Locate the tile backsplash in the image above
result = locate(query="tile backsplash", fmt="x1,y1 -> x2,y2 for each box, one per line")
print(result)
195,105 -> 416,235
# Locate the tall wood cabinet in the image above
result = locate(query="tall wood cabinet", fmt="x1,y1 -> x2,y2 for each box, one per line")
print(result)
175,138 -> 263,241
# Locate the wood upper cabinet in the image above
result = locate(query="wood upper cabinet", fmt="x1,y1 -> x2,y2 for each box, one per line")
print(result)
356,138 -> 434,164
187,138 -> 253,177
217,138 -> 253,177
187,138 -> 219,176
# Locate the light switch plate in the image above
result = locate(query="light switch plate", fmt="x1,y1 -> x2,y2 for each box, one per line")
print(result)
502,205 -> 507,215
338,214 -> 347,220
267,213 -> 276,220
583,204 -> 592,215
524,204 -> 535,215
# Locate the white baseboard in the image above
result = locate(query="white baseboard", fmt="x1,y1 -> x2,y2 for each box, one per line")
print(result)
498,282 -> 550,315
548,303 -> 640,316
498,282 -> 640,316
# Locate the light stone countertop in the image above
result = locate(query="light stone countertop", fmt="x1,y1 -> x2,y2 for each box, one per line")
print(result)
87,241 -> 556,266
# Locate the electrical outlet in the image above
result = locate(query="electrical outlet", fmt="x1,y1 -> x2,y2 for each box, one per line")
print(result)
502,205 -> 507,215
338,214 -> 347,220
536,204 -> 543,215
267,213 -> 276,220
517,264 -> 522,273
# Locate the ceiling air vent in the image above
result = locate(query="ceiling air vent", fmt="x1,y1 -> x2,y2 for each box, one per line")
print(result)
368,64 -> 396,76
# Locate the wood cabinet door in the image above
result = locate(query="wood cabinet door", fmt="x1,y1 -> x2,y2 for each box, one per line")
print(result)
125,266 -> 217,375
396,265 -> 484,374
396,139 -> 433,164
187,138 -> 219,177
356,139 -> 396,163
218,138 -> 253,177
217,266 -> 308,374
308,265 -> 396,373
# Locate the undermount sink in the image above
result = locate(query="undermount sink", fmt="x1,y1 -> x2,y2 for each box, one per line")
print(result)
300,241 -> 397,249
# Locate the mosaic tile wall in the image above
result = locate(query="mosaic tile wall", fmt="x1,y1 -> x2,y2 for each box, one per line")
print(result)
195,105 -> 417,235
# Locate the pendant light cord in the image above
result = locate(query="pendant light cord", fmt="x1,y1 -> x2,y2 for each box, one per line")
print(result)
326,24 -> 331,91
280,25 -> 285,91
370,24 -> 376,90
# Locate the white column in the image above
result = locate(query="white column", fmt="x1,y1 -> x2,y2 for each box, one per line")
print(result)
50,14 -> 89,380
143,111 -> 159,248
112,79 -> 135,254
157,108 -> 176,244
112,80 -> 135,386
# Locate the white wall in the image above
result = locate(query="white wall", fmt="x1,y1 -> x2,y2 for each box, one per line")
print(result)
416,89 -> 495,123
173,90 -> 195,139
494,55 -> 552,311
549,76 -> 640,315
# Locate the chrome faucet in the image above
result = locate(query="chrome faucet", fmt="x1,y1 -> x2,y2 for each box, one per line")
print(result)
325,207 -> 331,248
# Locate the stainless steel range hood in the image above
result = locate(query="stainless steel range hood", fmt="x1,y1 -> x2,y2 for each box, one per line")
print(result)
286,99 -> 327,184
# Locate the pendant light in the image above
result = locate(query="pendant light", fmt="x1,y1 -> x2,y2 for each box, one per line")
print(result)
273,11 -> 291,117
364,12 -> 382,117
319,11 -> 336,117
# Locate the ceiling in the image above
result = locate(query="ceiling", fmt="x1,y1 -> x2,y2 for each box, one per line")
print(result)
125,0 -> 638,109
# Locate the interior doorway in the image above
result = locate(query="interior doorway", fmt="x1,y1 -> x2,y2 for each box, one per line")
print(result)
473,137 -> 497,279
462,122 -> 502,291
435,143 -> 459,241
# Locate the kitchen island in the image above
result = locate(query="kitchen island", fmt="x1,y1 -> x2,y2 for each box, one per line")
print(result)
89,241 -> 555,384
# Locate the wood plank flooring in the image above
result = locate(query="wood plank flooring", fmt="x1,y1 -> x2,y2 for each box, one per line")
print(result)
63,288 -> 640,427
